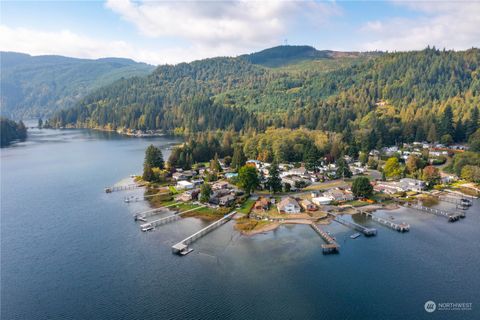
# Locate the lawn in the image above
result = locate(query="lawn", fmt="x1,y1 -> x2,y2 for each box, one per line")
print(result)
237,198 -> 256,214
344,200 -> 370,207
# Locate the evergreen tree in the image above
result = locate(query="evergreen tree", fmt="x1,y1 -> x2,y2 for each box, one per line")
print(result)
304,147 -> 319,171
336,157 -> 352,179
231,144 -> 247,170
266,162 -> 282,194
466,106 -> 479,138
439,106 -> 454,138
144,145 -> 164,169
427,124 -> 437,142
200,183 -> 212,203
454,119 -> 465,142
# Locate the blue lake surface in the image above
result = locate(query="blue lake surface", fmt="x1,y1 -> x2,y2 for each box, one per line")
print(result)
1,128 -> 479,320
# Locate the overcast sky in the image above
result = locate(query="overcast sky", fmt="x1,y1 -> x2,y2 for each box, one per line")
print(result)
1,0 -> 479,65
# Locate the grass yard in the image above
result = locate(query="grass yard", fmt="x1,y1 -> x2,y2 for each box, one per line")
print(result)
237,198 -> 256,214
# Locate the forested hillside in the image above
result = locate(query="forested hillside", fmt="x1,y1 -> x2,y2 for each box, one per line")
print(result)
47,46 -> 480,148
239,45 -> 378,68
47,57 -> 264,132
0,117 -> 27,147
0,52 -> 155,119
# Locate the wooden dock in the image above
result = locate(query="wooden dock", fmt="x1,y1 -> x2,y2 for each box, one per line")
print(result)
310,224 -> 340,254
105,184 -> 144,193
134,202 -> 180,220
328,212 -> 377,236
403,203 -> 465,222
360,210 -> 410,232
138,205 -> 206,231
172,211 -> 236,256
140,213 -> 182,231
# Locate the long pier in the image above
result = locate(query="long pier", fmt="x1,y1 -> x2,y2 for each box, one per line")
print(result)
360,210 -> 410,232
310,224 -> 340,254
403,203 -> 465,222
105,184 -> 144,193
328,212 -> 377,236
134,202 -> 180,220
139,205 -> 206,231
172,211 -> 236,255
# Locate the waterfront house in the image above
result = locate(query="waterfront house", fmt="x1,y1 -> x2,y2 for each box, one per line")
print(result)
219,194 -> 235,206
286,167 -> 308,176
212,181 -> 229,190
374,178 -> 425,194
254,198 -> 270,211
172,172 -> 188,181
399,178 -> 425,192
373,183 -> 400,195
323,188 -> 354,202
312,196 -> 332,205
277,197 -> 301,214
176,189 -> 200,202
300,199 -> 317,211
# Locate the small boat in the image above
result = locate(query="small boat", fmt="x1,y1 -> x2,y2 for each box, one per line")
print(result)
180,248 -> 194,256
140,223 -> 154,232
141,226 -> 154,232
389,215 -> 395,220
350,233 -> 361,239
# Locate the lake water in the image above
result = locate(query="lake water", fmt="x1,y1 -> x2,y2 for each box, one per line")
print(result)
1,128 -> 479,320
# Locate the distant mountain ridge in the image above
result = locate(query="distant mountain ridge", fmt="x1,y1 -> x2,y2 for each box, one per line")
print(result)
47,47 -> 480,149
240,45 -> 381,67
0,52 -> 155,119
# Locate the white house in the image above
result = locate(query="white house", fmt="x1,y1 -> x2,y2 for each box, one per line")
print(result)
312,196 -> 332,205
277,197 -> 301,214
176,180 -> 194,190
399,178 -> 425,192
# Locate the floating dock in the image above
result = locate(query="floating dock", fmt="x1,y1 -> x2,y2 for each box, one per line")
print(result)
360,210 -> 410,232
310,224 -> 340,254
328,212 -> 377,236
438,195 -> 472,207
403,203 -> 465,222
172,211 -> 236,256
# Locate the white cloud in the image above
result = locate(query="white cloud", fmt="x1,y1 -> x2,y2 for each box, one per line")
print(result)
0,1 -> 340,64
0,24 -> 218,65
360,1 -> 480,51
105,0 -> 340,51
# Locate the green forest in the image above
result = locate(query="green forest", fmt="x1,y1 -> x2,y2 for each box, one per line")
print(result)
47,46 -> 480,148
0,117 -> 27,147
0,52 -> 155,119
